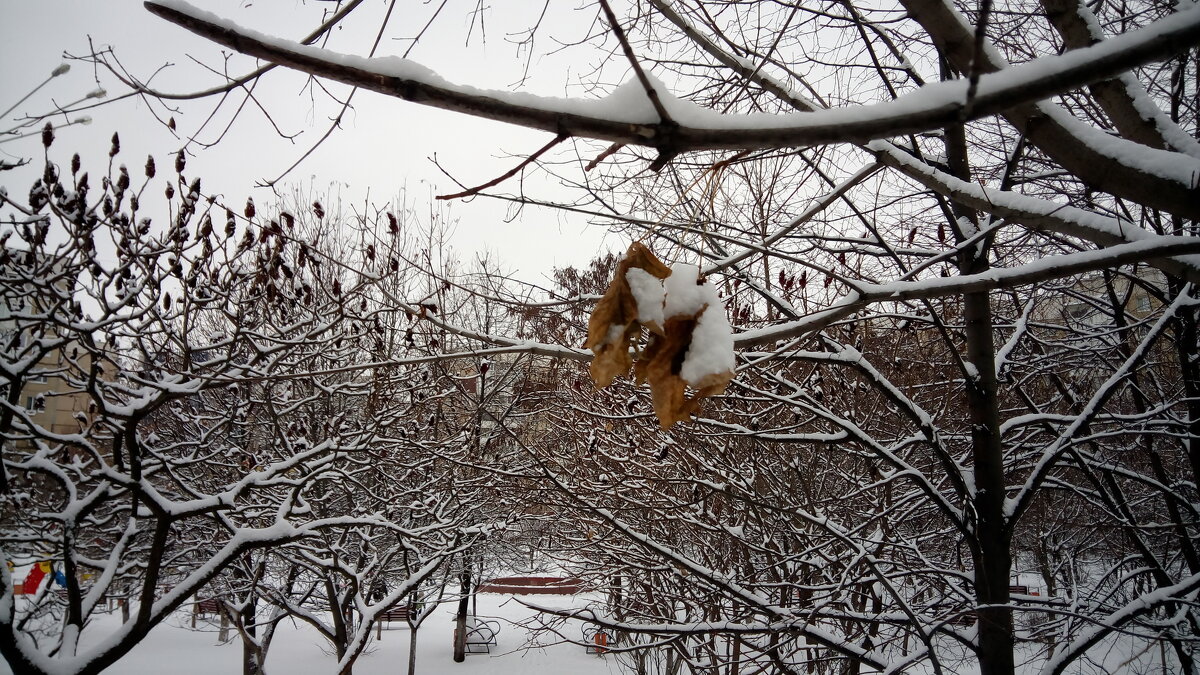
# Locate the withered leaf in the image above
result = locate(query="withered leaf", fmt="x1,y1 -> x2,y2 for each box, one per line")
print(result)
586,243 -> 733,429
584,242 -> 670,387
635,315 -> 700,429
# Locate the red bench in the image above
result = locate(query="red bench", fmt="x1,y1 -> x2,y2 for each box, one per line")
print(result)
379,605 -> 411,623
191,598 -> 221,628
584,626 -> 614,654
477,576 -> 584,595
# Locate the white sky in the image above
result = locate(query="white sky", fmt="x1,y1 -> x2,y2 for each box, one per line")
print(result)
0,0 -> 615,286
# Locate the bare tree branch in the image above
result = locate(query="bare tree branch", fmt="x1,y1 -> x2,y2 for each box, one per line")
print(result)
145,0 -> 1200,216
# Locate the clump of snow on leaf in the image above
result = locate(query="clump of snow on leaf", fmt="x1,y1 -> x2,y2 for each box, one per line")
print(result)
589,243 -> 735,428
626,267 -> 666,330
628,263 -> 735,388
663,263 -> 710,318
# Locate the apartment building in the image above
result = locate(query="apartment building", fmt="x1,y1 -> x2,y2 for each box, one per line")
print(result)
2,249 -> 94,439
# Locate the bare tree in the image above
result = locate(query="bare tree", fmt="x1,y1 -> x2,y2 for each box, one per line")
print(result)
5,1 -> 1199,674
0,135 -> 481,675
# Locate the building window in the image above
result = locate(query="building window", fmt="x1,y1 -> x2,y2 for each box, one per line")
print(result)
1136,295 -> 1152,313
1065,303 -> 1091,321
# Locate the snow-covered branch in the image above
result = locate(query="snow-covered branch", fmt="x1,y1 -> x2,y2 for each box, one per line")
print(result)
146,0 -> 1200,200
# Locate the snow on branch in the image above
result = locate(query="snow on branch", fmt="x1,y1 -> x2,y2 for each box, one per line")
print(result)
659,0 -> 1200,219
1038,571 -> 1200,675
901,0 -> 1200,218
877,140 -> 1200,285
1045,0 -> 1200,159
145,0 -> 1200,167
733,236 -> 1200,347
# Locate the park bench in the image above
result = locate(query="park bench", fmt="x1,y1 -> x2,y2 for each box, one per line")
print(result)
195,598 -> 221,615
458,618 -> 500,654
374,605 -> 410,638
477,576 -> 584,594
948,586 -> 1041,626
191,598 -> 221,627
379,605 -> 411,623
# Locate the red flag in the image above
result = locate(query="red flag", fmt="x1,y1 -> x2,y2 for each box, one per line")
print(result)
23,562 -> 49,594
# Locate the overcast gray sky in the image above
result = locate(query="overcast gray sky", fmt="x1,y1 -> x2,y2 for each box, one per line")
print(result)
1,0 -> 612,285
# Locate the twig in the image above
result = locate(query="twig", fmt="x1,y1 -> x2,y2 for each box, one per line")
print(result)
962,0 -> 994,120
436,134 -> 567,201
101,0 -> 365,103
584,142 -> 624,171
258,0 -> 399,188
0,63 -> 70,121
598,0 -> 672,125
598,0 -> 679,170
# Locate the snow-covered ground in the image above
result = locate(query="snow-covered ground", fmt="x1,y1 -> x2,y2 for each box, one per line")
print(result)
0,592 -> 622,675
0,575 -> 1178,674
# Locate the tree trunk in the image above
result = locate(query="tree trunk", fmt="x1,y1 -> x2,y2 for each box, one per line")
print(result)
963,274 -> 1014,675
452,565 -> 470,662
939,112 -> 1014,675
242,593 -> 261,675
407,626 -> 419,675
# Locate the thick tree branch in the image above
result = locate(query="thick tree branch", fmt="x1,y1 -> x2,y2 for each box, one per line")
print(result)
900,0 -> 1200,219
1042,0 -> 1200,158
146,0 -> 1200,200
877,141 -> 1200,284
734,236 -> 1200,346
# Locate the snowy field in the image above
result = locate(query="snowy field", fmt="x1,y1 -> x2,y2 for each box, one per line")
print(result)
2,596 -> 1177,675
0,575 -> 1178,674
0,592 -> 621,675
0,590 -> 1180,675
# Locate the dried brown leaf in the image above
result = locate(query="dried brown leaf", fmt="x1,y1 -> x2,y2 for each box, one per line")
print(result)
586,243 -> 730,429
623,241 -> 672,279
635,306 -> 734,428
588,322 -> 637,387
635,316 -> 700,428
585,242 -> 670,387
